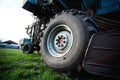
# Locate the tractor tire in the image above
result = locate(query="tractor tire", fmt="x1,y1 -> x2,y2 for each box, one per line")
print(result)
41,12 -> 89,71
22,43 -> 34,54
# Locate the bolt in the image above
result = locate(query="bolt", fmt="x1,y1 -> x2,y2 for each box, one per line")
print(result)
61,44 -> 64,47
56,39 -> 58,41
56,43 -> 58,45
58,36 -> 61,39
63,37 -> 66,39
61,35 -> 63,38
58,45 -> 60,47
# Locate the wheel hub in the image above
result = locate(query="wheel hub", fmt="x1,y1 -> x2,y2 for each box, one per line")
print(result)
54,33 -> 68,50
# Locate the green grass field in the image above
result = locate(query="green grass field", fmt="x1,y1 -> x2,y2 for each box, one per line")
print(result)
0,48 -> 70,80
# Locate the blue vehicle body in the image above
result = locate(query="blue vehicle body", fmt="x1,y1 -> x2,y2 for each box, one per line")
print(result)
23,0 -> 120,15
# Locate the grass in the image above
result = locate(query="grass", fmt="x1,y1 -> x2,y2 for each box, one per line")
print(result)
0,48 -> 70,80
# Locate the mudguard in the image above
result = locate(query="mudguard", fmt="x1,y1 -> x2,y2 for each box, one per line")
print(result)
83,29 -> 120,79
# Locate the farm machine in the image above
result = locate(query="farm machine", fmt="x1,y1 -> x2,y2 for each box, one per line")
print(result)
21,0 -> 120,79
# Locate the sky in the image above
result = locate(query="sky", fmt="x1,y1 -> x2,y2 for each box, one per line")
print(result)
0,0 -> 34,43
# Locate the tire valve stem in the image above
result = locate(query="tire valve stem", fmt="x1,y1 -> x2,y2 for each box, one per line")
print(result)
63,57 -> 66,60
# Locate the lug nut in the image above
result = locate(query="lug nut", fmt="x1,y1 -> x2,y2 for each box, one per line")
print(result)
63,37 -> 65,39
58,45 -> 60,47
58,36 -> 61,39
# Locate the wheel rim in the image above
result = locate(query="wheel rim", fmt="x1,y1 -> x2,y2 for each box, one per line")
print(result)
47,24 -> 73,57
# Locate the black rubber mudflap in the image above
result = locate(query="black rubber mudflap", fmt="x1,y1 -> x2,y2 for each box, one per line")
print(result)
83,29 -> 120,79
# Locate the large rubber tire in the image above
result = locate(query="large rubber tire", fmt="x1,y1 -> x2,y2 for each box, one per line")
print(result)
22,43 -> 34,54
41,13 -> 89,71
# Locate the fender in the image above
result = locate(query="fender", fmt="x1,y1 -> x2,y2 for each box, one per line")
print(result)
83,29 -> 120,79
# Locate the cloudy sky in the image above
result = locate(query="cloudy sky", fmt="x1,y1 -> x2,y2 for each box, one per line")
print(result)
0,0 -> 34,43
